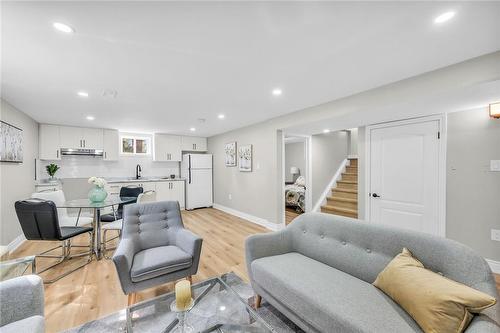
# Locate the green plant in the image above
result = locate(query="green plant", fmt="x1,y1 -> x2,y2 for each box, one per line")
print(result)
46,163 -> 60,178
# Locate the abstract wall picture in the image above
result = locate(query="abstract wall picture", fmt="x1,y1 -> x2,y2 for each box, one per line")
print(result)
238,144 -> 252,172
0,121 -> 23,163
225,141 -> 237,167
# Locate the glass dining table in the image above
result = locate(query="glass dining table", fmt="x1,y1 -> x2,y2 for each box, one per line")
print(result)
57,196 -> 136,260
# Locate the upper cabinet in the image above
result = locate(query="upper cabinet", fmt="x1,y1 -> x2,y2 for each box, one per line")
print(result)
154,134 -> 182,161
39,124 -> 61,160
59,126 -> 103,149
103,129 -> 119,161
39,124 -> 118,160
181,136 -> 207,152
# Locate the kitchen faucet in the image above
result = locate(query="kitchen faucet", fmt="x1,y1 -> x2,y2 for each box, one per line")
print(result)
136,164 -> 142,179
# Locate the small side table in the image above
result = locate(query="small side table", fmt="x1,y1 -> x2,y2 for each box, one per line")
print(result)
0,255 -> 36,282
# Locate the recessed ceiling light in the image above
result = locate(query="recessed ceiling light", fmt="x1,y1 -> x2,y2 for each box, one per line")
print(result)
53,22 -> 75,34
190,127 -> 196,132
218,114 -> 225,119
272,88 -> 282,96
77,91 -> 89,97
323,129 -> 330,133
434,11 -> 455,24
86,116 -> 95,121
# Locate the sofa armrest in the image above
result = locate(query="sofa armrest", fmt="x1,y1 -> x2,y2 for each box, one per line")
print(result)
112,237 -> 139,294
0,275 -> 44,327
245,230 -> 292,282
173,228 -> 203,273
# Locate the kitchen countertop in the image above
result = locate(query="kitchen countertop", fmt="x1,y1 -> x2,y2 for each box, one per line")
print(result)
105,177 -> 185,183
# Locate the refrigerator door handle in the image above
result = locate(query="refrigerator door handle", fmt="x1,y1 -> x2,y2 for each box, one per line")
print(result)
188,155 -> 192,184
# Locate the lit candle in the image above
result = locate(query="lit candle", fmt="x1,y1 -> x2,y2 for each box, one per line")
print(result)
175,280 -> 192,310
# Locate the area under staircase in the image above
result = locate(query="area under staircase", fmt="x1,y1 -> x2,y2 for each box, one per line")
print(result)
321,158 -> 358,218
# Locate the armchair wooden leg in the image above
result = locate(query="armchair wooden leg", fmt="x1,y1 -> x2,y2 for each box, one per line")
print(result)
255,294 -> 262,309
186,275 -> 192,284
128,292 -> 137,306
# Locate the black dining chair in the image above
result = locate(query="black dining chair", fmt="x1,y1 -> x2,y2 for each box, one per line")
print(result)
15,198 -> 94,283
100,186 -> 144,222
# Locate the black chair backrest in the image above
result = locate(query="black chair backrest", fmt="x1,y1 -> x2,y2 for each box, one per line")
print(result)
15,199 -> 62,241
118,186 -> 143,212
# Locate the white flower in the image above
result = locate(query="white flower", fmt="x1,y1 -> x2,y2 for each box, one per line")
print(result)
88,176 -> 107,188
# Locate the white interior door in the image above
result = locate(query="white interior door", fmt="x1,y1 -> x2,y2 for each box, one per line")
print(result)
369,119 -> 441,235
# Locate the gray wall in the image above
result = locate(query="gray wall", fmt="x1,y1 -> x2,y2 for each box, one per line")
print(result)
208,51 -> 500,226
446,108 -> 500,262
0,100 -> 39,246
348,128 -> 358,156
311,131 -> 349,205
284,142 -> 305,182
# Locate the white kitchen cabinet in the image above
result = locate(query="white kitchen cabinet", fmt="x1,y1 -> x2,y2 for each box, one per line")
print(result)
154,134 -> 182,161
181,136 -> 207,152
103,129 -> 119,161
39,124 -> 61,160
83,128 -> 103,149
106,181 -> 156,195
155,181 -> 185,208
59,126 -> 103,149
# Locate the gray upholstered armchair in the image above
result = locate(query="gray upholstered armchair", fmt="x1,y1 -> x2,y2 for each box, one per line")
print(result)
112,201 -> 202,305
0,275 -> 45,333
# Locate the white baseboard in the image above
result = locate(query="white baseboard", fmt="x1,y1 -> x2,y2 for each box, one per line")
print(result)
313,159 -> 348,212
486,259 -> 500,274
213,204 -> 283,231
1,234 -> 27,256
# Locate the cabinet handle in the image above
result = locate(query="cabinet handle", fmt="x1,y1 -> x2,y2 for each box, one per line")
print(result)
195,143 -> 197,150
84,140 -> 86,147
104,152 -> 107,159
80,140 -> 82,147
57,149 -> 59,158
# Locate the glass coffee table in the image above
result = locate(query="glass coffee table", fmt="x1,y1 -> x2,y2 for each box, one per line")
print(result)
127,274 -> 274,332
0,255 -> 36,282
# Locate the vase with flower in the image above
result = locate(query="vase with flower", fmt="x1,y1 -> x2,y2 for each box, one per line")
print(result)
87,176 -> 108,202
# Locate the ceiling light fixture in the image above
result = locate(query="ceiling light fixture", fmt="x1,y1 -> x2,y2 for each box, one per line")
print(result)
218,114 -> 225,119
86,116 -> 95,121
53,22 -> 75,34
323,129 -> 330,133
272,88 -> 282,96
434,11 -> 455,24
190,127 -> 196,132
77,91 -> 89,97
489,102 -> 500,119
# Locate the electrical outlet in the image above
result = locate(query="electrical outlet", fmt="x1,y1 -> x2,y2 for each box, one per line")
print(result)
491,229 -> 500,242
228,194 -> 232,200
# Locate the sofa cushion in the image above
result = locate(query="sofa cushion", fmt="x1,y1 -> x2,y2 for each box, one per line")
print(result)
131,246 -> 192,282
0,315 -> 44,333
252,252 -> 423,333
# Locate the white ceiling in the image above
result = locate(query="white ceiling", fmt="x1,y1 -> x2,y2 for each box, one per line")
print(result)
2,1 -> 500,137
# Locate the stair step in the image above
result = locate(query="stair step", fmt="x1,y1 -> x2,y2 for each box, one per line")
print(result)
332,188 -> 357,199
336,181 -> 358,190
345,166 -> 358,173
348,158 -> 358,167
321,205 -> 358,218
327,196 -> 358,210
342,173 -> 358,181
333,188 -> 358,193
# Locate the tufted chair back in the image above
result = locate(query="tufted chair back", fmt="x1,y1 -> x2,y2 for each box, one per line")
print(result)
122,201 -> 183,251
287,213 -> 495,294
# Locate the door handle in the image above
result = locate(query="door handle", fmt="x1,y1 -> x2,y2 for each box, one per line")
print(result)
372,193 -> 381,198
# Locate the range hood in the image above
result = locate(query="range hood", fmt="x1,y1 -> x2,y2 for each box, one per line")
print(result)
60,148 -> 104,157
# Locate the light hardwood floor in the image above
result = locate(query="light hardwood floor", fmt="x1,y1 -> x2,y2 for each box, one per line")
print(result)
6,208 -> 500,332
6,208 -> 267,333
285,207 -> 302,225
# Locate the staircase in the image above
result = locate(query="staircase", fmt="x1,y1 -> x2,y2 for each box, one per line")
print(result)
321,158 -> 358,218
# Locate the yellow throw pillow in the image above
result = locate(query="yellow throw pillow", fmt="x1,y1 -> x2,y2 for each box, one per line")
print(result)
373,248 -> 496,333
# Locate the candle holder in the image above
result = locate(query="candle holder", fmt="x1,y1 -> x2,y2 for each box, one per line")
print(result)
170,298 -> 194,333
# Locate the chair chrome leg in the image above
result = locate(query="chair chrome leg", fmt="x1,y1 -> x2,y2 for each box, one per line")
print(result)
35,232 -> 94,284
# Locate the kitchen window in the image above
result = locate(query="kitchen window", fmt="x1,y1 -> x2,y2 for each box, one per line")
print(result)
120,136 -> 151,155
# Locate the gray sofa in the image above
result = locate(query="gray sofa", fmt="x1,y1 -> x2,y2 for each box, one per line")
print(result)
0,275 -> 45,333
246,213 -> 500,333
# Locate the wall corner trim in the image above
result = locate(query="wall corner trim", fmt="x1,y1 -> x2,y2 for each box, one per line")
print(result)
213,204 -> 283,231
486,259 -> 500,274
312,158 -> 348,212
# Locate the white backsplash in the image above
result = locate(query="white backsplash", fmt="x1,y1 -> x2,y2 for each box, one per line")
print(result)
39,155 -> 180,180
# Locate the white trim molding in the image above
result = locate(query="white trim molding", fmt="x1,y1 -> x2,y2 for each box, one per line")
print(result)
213,204 -> 283,231
1,234 -> 27,256
486,259 -> 500,274
313,159 -> 348,212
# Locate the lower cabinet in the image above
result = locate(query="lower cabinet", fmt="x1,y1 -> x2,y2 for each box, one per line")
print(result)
105,180 -> 185,209
156,181 -> 185,209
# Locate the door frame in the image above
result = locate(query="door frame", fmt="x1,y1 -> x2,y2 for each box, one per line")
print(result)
364,114 -> 447,237
281,132 -> 312,226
